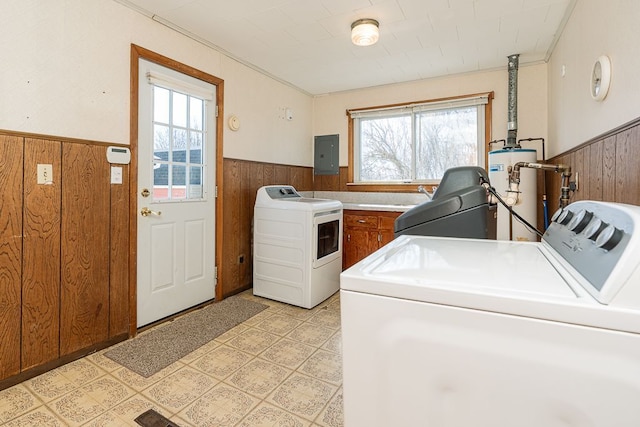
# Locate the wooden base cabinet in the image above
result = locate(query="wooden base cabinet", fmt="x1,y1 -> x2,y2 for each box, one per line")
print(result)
343,210 -> 401,270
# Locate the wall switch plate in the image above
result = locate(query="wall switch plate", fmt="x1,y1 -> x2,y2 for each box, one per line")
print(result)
37,164 -> 53,184
111,166 -> 123,184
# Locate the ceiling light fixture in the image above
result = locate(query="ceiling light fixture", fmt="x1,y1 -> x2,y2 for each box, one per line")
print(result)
351,18 -> 379,47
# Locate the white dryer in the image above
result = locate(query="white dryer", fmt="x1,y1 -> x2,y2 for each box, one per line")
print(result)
254,185 -> 342,308
341,200 -> 640,427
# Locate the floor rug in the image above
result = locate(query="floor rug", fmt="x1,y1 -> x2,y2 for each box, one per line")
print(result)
105,295 -> 268,377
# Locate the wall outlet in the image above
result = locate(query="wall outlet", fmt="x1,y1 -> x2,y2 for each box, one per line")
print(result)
37,164 -> 53,184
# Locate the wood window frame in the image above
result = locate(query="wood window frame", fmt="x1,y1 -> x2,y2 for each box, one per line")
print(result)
346,91 -> 494,193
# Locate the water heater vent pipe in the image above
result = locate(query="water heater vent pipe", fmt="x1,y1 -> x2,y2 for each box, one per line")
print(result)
506,54 -> 520,149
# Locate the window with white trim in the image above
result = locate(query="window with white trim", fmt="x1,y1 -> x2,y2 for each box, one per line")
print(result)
349,94 -> 490,184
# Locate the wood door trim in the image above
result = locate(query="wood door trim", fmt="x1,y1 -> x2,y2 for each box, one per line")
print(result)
129,45 -> 225,337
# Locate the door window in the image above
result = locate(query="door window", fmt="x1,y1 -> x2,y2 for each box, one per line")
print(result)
152,86 -> 206,201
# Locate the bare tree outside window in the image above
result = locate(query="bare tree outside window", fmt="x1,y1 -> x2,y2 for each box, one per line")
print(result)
353,97 -> 486,183
416,107 -> 478,180
360,115 -> 412,181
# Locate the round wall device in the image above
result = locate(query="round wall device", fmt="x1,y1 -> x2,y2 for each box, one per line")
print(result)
228,115 -> 240,131
590,55 -> 611,101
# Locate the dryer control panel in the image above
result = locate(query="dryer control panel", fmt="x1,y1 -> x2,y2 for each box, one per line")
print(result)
264,186 -> 301,199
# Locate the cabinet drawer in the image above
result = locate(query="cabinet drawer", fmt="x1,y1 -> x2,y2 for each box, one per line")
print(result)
344,214 -> 378,229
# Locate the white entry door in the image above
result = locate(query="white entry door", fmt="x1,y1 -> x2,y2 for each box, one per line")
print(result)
137,59 -> 216,327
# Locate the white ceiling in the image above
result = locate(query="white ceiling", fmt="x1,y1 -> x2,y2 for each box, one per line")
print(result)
115,0 -> 575,95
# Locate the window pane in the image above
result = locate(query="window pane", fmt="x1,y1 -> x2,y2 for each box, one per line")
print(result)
190,132 -> 203,164
359,116 -> 412,181
153,87 -> 170,124
172,92 -> 187,127
172,129 -> 188,161
172,165 -> 186,199
190,97 -> 203,130
416,107 -> 478,180
189,166 -> 203,198
154,124 -> 170,156
153,162 -> 169,200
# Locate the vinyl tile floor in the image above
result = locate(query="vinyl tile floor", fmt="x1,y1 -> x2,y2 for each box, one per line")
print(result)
0,291 -> 344,427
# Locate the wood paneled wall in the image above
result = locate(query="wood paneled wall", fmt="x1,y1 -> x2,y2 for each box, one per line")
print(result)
313,167 -> 349,192
221,158 -> 313,297
0,133 -> 130,389
546,118 -> 640,211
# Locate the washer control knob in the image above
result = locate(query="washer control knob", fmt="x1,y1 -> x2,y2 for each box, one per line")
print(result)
567,209 -> 593,233
583,218 -> 607,240
551,208 -> 564,223
556,209 -> 574,225
595,225 -> 624,251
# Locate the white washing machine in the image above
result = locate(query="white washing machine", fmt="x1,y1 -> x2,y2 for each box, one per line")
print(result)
341,200 -> 640,427
254,185 -> 342,308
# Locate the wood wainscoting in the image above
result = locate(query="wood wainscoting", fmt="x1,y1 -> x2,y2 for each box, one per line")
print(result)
221,158 -> 313,297
0,132 -> 129,389
546,117 -> 640,210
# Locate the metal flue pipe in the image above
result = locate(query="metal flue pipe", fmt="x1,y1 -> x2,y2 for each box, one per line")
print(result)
506,54 -> 520,149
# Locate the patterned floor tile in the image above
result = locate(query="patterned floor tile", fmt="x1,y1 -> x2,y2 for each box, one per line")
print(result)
226,328 -> 281,355
306,309 -> 341,330
254,314 -> 303,336
48,389 -> 105,427
315,388 -> 343,427
286,323 -> 335,347
277,304 -> 317,321
225,359 -> 291,399
178,383 -> 258,426
266,373 -> 338,422
24,369 -> 78,402
321,331 -> 342,354
190,344 -> 253,380
239,310 -> 276,327
259,338 -> 316,369
81,411 -> 130,427
298,350 -> 342,386
111,362 -> 183,391
141,366 -> 217,412
2,406 -> 66,427
87,351 -> 124,373
57,359 -> 106,388
108,394 -> 169,426
237,401 -> 311,427
81,376 -> 136,409
214,323 -> 250,343
0,384 -> 40,423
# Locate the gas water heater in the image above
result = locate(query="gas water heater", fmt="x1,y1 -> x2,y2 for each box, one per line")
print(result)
488,148 -> 537,241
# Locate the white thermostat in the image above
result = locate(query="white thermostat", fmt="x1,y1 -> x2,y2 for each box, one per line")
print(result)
107,146 -> 131,164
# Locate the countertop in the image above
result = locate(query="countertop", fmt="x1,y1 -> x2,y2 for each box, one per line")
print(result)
342,203 -> 415,212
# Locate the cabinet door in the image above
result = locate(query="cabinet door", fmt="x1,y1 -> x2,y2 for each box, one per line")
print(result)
343,227 -> 377,269
378,215 -> 399,248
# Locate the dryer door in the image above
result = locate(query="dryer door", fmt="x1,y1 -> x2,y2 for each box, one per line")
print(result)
313,209 -> 342,268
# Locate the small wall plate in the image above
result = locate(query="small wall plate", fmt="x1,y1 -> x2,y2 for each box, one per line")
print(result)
228,115 -> 240,131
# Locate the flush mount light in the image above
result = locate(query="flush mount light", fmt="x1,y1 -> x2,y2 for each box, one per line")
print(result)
351,18 -> 379,46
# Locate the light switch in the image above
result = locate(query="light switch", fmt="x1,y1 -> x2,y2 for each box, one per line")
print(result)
111,166 -> 123,184
37,164 -> 53,184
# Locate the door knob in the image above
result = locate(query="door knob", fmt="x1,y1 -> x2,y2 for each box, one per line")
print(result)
141,207 -> 162,217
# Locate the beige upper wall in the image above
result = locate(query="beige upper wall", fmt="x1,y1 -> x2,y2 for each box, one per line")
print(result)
0,0 -> 313,166
313,63 -> 549,166
548,0 -> 640,157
